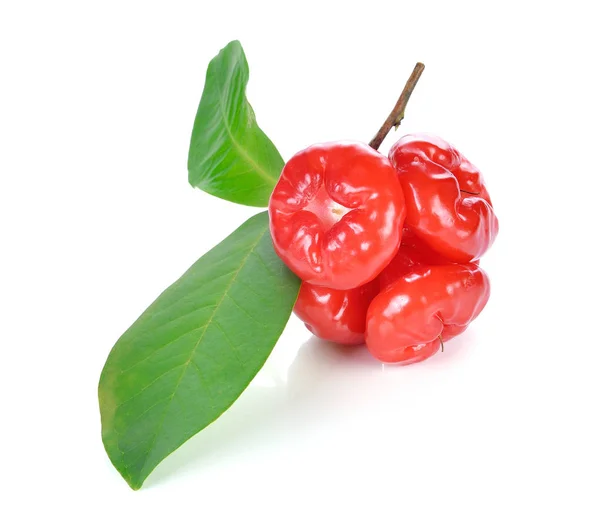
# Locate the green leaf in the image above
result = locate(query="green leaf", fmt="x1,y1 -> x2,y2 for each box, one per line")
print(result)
188,40 -> 284,207
99,211 -> 300,489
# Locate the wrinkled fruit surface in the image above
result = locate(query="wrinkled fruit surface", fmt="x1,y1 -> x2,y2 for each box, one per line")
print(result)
269,141 -> 406,290
276,135 -> 497,365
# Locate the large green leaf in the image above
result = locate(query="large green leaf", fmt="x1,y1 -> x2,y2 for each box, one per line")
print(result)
188,41 -> 284,207
99,212 -> 300,489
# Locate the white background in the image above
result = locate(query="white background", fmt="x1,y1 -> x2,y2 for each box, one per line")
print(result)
2,0 -> 599,517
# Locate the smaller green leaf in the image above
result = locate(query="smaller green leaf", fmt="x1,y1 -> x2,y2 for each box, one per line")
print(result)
99,212 -> 300,489
188,40 -> 284,207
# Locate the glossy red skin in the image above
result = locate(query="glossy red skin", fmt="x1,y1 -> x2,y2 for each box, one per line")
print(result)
294,279 -> 379,345
269,142 -> 406,290
378,228 -> 458,291
365,264 -> 490,365
294,234 -> 473,347
378,228 -> 480,291
389,134 -> 498,263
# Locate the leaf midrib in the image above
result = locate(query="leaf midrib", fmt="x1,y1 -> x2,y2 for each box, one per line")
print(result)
132,225 -> 268,485
215,86 -> 277,185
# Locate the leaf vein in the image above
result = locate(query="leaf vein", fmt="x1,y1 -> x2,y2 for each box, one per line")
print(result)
135,226 -> 268,477
119,324 -> 208,376
215,87 -> 276,184
225,292 -> 266,327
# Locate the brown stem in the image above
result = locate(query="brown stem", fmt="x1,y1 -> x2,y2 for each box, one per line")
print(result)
368,62 -> 425,151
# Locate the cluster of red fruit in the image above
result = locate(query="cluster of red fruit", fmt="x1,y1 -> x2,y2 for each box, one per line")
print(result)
268,134 -> 498,365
